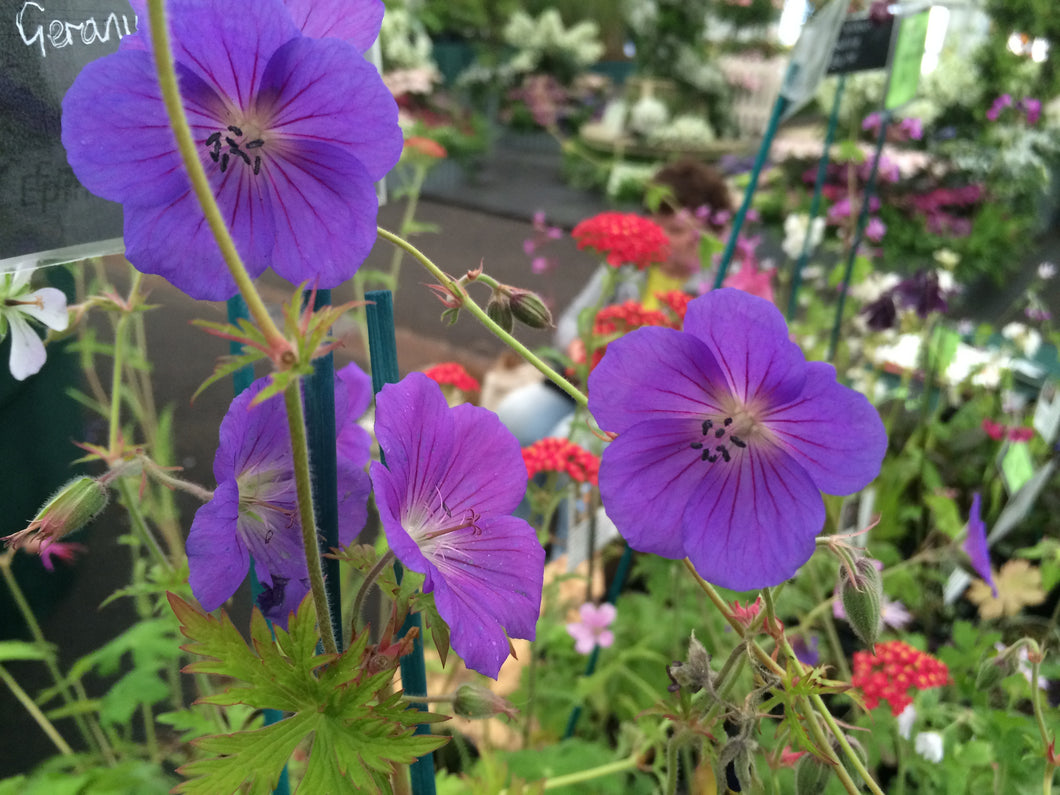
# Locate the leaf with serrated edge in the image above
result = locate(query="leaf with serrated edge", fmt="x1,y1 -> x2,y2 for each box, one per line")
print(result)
169,592 -> 447,792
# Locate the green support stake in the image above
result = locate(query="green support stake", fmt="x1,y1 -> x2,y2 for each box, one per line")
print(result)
302,288 -> 343,651
787,74 -> 847,320
365,289 -> 437,795
827,109 -> 891,363
713,93 -> 790,289
226,294 -> 291,795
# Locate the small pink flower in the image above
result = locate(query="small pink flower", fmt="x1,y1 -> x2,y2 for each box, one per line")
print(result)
566,602 -> 616,654
28,539 -> 87,572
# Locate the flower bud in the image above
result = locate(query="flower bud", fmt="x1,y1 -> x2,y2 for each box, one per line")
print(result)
486,292 -> 514,333
717,730 -> 757,793
452,683 -> 518,720
508,288 -> 553,330
3,476 -> 109,549
975,645 -> 1020,690
839,557 -> 883,648
795,755 -> 832,794
667,632 -> 715,693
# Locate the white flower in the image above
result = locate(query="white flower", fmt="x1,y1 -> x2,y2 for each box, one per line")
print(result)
1001,322 -> 1043,357
1039,261 -> 1056,280
0,268 -> 69,381
914,731 -> 944,763
933,248 -> 960,269
782,213 -> 826,260
896,705 -> 917,740
628,95 -> 670,136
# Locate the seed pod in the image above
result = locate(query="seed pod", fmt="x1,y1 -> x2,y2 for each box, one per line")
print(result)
839,557 -> 883,648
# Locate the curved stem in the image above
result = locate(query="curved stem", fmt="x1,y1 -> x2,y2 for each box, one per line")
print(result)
350,550 -> 395,635
145,0 -> 286,353
376,227 -> 587,409
0,663 -> 75,757
284,381 -> 337,655
107,271 -> 141,453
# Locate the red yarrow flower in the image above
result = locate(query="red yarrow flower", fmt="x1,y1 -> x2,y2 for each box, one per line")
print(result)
571,212 -> 670,270
522,437 -> 600,486
852,640 -> 949,715
423,362 -> 480,393
982,418 -> 1034,442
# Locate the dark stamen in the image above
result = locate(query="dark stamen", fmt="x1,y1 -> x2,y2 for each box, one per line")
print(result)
717,445 -> 731,462
205,131 -> 221,147
714,429 -> 726,438
253,156 -> 262,175
219,153 -> 230,172
209,149 -> 220,162
724,417 -> 733,426
690,442 -> 703,450
224,136 -> 239,148
730,436 -> 746,448
232,148 -> 251,165
702,419 -> 713,435
246,139 -> 265,149
227,125 -> 243,136
701,449 -> 711,461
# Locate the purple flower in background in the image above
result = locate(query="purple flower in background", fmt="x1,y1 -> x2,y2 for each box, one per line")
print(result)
964,492 -> 997,597
865,216 -> 887,243
1020,97 -> 1042,125
861,294 -> 898,331
791,634 -> 820,666
986,94 -> 1013,121
186,364 -> 373,627
587,289 -> 887,590
62,0 -> 401,301
896,270 -> 949,317
370,373 -> 545,678
523,210 -> 564,274
566,602 -> 616,654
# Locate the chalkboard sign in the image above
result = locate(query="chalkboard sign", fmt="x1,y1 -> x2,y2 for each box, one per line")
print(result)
826,16 -> 895,75
0,1 -> 135,272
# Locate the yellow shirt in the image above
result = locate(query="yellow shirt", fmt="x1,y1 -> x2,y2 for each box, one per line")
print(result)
642,266 -> 686,310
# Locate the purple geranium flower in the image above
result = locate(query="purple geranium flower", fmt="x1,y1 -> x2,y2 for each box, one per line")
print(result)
587,288 -> 887,590
186,363 -> 373,627
62,0 -> 401,301
964,492 -> 997,597
370,373 -> 545,679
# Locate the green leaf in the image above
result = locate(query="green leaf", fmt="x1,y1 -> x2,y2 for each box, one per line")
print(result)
169,593 -> 448,793
924,493 -> 963,538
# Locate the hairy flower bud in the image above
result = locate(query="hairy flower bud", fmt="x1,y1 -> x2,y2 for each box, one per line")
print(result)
508,288 -> 553,330
667,631 -> 716,693
452,683 -> 518,720
3,476 -> 109,549
795,755 -> 832,794
976,645 -> 1021,690
839,557 -> 883,648
486,291 -> 514,333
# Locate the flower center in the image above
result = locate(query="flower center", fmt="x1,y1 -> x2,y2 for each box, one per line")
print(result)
688,408 -> 765,464
205,124 -> 266,176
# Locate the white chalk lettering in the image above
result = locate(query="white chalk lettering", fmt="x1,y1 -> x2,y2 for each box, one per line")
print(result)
15,1 -> 136,58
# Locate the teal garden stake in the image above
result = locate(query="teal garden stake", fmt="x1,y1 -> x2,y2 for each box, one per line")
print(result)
786,74 -> 847,319
365,289 -> 437,795
226,294 -> 291,795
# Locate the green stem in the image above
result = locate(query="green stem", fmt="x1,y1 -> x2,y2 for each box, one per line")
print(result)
388,164 -> 427,284
115,479 -> 172,572
512,754 -> 640,792
145,0 -> 286,353
0,555 -> 114,763
376,227 -> 587,409
283,381 -> 338,655
0,663 -> 75,757
107,271 -> 141,452
350,550 -> 395,635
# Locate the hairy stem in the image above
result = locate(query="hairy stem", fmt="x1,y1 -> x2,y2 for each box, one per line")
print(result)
145,0 -> 286,353
377,226 -> 587,409
284,382 -> 337,655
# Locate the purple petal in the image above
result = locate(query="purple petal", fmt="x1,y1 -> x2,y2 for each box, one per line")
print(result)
256,574 -> 310,629
424,515 -> 544,678
679,437 -> 824,590
335,363 -> 373,467
765,361 -> 887,495
186,480 -> 249,611
597,419 -> 714,561
588,327 -> 731,434
683,288 -> 808,405
283,0 -> 383,50
62,51 -> 191,206
261,37 -> 402,181
964,492 -> 997,597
